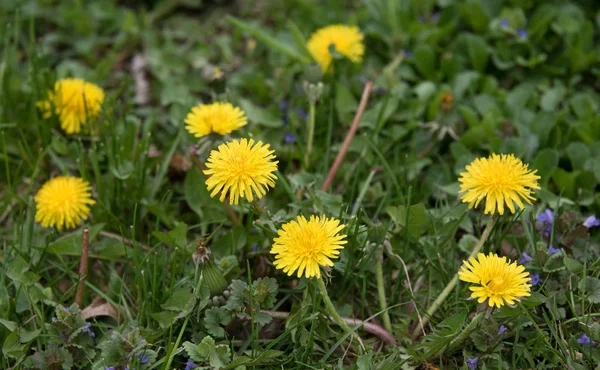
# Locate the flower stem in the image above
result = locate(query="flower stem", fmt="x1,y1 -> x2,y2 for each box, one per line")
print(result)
375,249 -> 392,334
305,101 -> 316,167
411,215 -> 496,338
316,277 -> 366,351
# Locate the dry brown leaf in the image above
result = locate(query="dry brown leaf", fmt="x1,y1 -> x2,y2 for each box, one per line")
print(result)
81,297 -> 123,323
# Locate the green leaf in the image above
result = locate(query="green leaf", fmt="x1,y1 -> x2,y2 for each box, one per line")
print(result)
161,287 -> 196,319
522,292 -> 547,307
238,98 -> 281,128
227,16 -> 310,64
46,224 -> 105,256
540,85 -> 566,111
252,278 -> 278,309
0,319 -> 17,332
578,277 -> 600,304
254,311 -> 272,326
533,148 -> 559,182
457,234 -> 478,254
413,45 -> 436,80
286,20 -> 312,60
566,142 -> 591,170
150,311 -> 178,329
465,34 -> 489,72
6,257 -> 39,286
2,331 -> 25,358
204,307 -> 232,338
563,256 -> 583,274
183,341 -> 205,362
225,280 -> 248,311
386,203 -> 429,237
357,353 -> 374,370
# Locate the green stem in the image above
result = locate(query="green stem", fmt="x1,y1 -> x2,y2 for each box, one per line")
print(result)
412,215 -> 496,338
375,249 -> 392,334
316,277 -> 365,351
163,316 -> 189,370
305,101 -> 316,167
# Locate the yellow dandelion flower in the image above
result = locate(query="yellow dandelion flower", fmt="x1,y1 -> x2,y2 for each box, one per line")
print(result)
204,138 -> 277,205
34,176 -> 96,231
307,24 -> 364,72
184,102 -> 247,138
270,215 -> 347,279
458,252 -> 531,307
458,153 -> 540,215
37,78 -> 105,135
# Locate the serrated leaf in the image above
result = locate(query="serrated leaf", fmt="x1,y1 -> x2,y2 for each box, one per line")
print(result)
543,252 -> 565,273
254,311 -> 272,326
161,288 -> 196,319
183,341 -> 205,363
225,280 -> 248,311
578,277 -> 600,304
252,278 -> 278,309
204,307 -> 232,338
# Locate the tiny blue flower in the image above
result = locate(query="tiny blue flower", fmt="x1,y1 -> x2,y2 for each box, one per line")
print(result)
139,354 -> 149,364
284,132 -> 296,144
82,322 -> 95,338
529,273 -> 540,286
431,12 -> 440,23
404,49 -> 413,59
518,252 -> 533,264
279,100 -> 288,111
295,108 -> 308,120
536,209 -> 554,225
577,334 -> 591,346
375,87 -> 387,95
498,325 -> 507,335
51,317 -> 57,323
104,367 -> 115,370
500,19 -> 509,28
466,357 -> 479,369
547,245 -> 561,256
64,306 -> 70,312
583,215 -> 600,229
185,359 -> 198,370
518,29 -> 528,39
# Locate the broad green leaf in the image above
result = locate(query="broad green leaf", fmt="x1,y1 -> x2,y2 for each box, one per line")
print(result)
533,148 -> 559,182
386,204 -> 429,237
413,45 -> 436,80
161,287 -> 196,319
465,34 -> 489,72
46,224 -> 105,256
238,98 -> 281,128
578,277 -> 600,304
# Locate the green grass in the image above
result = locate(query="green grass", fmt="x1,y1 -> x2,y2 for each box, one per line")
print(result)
1,0 -> 600,369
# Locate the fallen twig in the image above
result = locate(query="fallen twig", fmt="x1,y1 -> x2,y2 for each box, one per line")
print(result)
75,228 -> 90,307
321,81 -> 373,192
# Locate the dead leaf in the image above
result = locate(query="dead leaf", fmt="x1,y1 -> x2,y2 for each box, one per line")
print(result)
82,297 -> 123,323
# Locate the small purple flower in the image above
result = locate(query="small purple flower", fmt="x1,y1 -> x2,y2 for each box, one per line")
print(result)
51,317 -> 57,322
185,359 -> 198,370
139,354 -> 149,364
547,245 -> 561,256
500,19 -> 509,28
284,132 -> 296,144
498,325 -> 507,335
279,100 -> 288,111
577,334 -> 591,346
518,29 -> 528,39
125,366 -> 130,370
82,322 -> 95,338
404,49 -> 413,59
295,108 -> 307,120
63,306 -> 70,312
583,215 -> 600,229
536,209 -> 554,225
518,252 -> 533,264
466,357 -> 479,370
375,87 -> 387,95
104,367 -> 115,370
529,273 -> 540,286
431,12 -> 440,23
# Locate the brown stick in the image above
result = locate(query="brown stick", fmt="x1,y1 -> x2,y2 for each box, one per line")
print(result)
321,81 -> 373,192
99,230 -> 152,252
263,310 -> 396,346
75,228 -> 90,307
190,154 -> 240,226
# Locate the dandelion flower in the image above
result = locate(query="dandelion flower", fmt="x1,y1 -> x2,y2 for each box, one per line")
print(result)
184,102 -> 247,138
458,154 -> 540,215
458,253 -> 531,307
37,78 -> 105,135
204,138 -> 277,205
270,215 -> 347,279
307,24 -> 364,72
35,176 -> 96,230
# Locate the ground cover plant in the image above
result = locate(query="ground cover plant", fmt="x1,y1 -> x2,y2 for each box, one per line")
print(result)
2,0 -> 600,368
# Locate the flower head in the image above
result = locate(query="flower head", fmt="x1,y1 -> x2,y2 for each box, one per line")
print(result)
37,78 -> 104,135
536,209 -> 554,224
184,102 -> 247,138
283,132 -> 296,144
185,359 -> 198,370
529,273 -> 540,286
458,253 -> 531,307
270,215 -> 347,279
204,139 -> 278,205
577,334 -> 591,346
466,357 -> 479,370
458,154 -> 540,215
498,325 -> 507,335
548,245 -> 561,256
500,19 -> 509,28
35,176 -> 95,231
307,24 -> 364,72
518,252 -> 533,264
81,322 -> 95,338
583,215 -> 600,229
518,29 -> 528,39
139,354 -> 149,364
